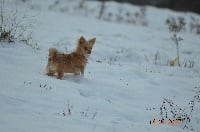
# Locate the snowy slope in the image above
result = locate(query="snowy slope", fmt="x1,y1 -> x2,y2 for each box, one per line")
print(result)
0,0 -> 200,132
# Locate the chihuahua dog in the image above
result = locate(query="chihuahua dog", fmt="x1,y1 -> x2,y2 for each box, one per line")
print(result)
46,36 -> 96,79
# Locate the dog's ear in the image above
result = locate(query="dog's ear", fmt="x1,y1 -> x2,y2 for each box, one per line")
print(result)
79,36 -> 86,44
89,38 -> 96,46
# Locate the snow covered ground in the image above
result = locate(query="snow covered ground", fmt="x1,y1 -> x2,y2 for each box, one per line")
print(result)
0,0 -> 200,132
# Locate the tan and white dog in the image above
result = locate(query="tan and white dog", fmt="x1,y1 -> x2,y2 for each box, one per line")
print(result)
46,36 -> 96,79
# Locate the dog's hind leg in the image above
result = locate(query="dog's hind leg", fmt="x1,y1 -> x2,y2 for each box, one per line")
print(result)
46,64 -> 56,76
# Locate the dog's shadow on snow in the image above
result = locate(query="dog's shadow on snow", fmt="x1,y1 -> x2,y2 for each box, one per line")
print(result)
62,75 -> 84,83
46,74 -> 90,83
45,74 -> 94,98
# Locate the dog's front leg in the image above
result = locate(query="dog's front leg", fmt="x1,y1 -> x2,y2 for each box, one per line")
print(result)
80,66 -> 85,76
57,72 -> 64,79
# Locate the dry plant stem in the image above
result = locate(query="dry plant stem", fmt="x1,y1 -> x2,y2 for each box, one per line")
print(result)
173,32 -> 180,66
0,0 -> 4,27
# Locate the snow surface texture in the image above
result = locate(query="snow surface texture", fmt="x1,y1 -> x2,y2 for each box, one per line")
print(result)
0,0 -> 200,132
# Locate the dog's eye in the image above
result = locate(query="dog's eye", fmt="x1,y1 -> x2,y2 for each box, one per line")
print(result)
84,47 -> 88,50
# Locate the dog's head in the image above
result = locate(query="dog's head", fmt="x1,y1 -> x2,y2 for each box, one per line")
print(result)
76,36 -> 96,55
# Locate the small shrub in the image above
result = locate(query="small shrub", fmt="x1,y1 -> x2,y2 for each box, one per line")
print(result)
62,100 -> 73,116
0,0 -> 38,49
189,16 -> 200,34
183,59 -> 195,68
165,16 -> 186,67
116,14 -> 123,22
48,0 -> 59,10
134,6 -> 147,26
169,56 -> 179,66
80,107 -> 98,120
159,94 -> 200,131
0,0 -> 15,42
148,51 -> 169,66
107,57 -> 117,66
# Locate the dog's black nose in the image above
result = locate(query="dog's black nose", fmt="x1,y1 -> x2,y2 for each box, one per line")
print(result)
88,50 -> 91,54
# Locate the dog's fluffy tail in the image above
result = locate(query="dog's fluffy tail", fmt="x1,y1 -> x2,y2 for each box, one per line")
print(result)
49,48 -> 58,58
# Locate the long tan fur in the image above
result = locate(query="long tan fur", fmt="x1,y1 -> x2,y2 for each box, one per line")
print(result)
46,36 -> 96,79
